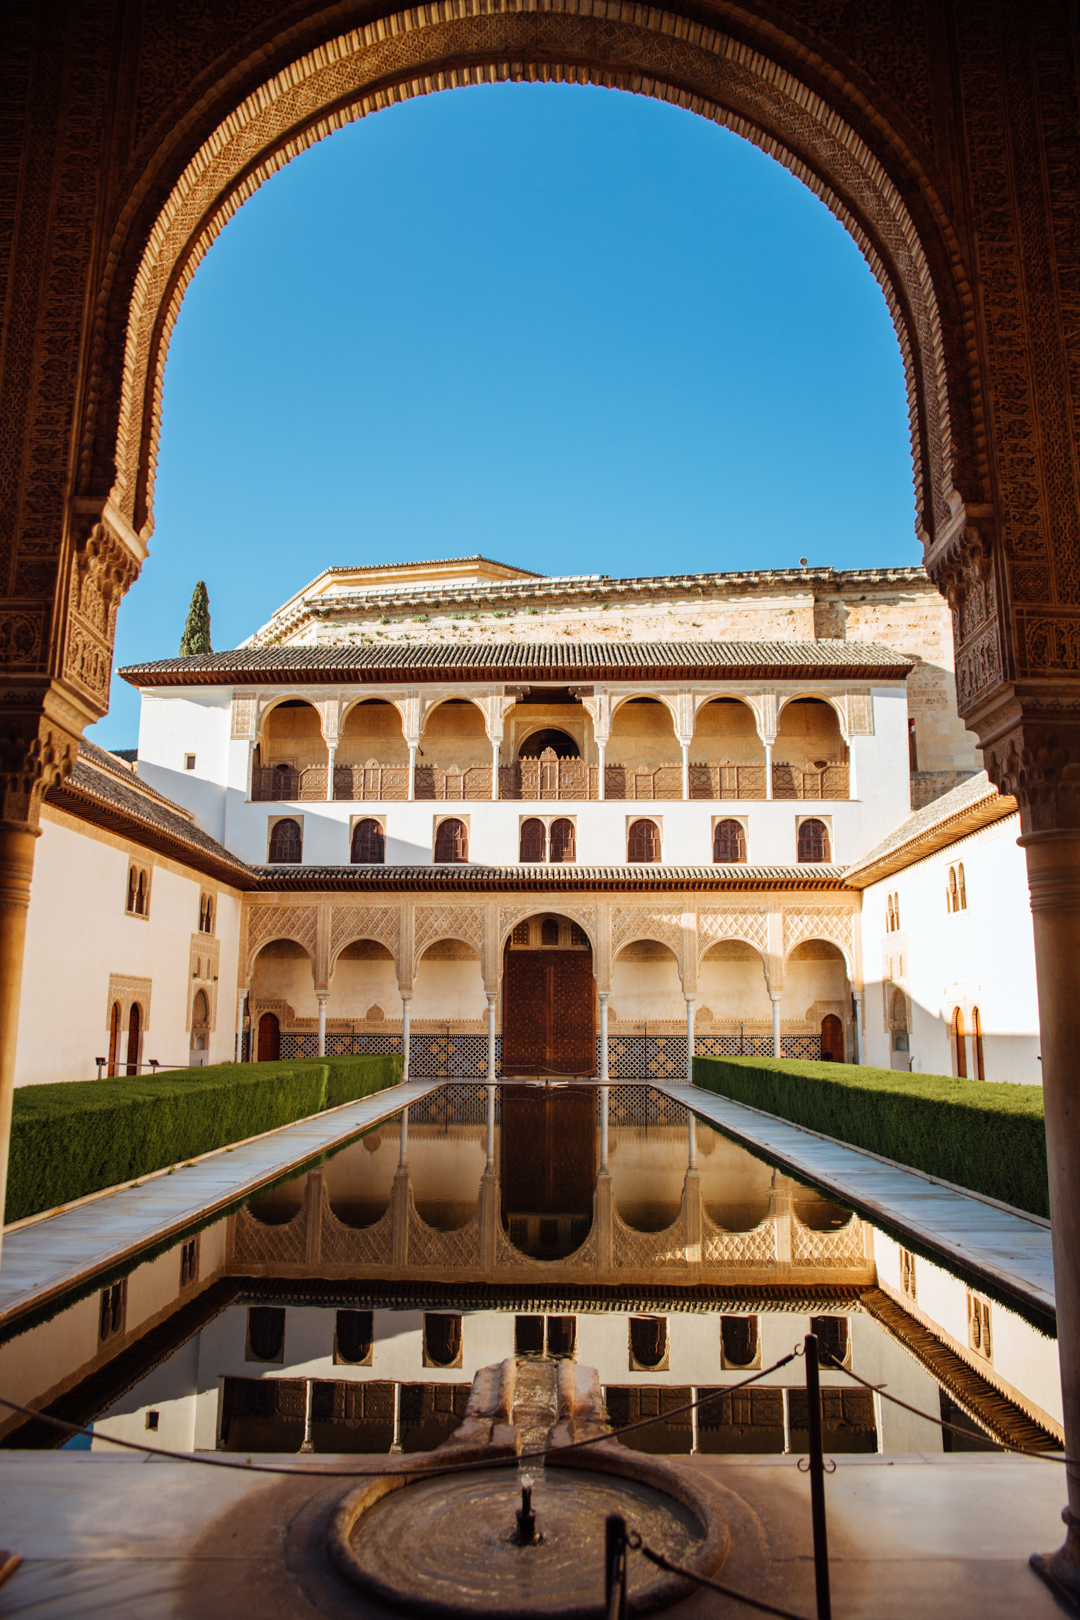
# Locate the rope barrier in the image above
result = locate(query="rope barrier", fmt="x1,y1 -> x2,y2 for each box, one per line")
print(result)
633,1537 -> 811,1620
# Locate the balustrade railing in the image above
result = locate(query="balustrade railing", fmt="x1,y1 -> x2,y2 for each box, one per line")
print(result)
252,754 -> 850,802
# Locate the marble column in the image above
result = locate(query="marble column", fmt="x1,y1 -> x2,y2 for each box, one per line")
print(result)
491,740 -> 499,801
770,992 -> 782,1059
765,743 -> 774,800
598,991 -> 610,1082
401,993 -> 412,1081
685,994 -> 696,1081
486,1083 -> 496,1171
399,1106 -> 409,1166
486,993 -> 497,1081
854,990 -> 865,1066
325,746 -> 335,801
681,742 -> 690,801
687,1112 -> 697,1171
0,825 -> 38,1241
597,742 -> 606,801
599,1084 -> 609,1172
317,995 -> 327,1058
407,745 -> 417,802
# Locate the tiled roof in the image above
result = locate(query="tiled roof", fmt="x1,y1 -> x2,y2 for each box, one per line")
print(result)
120,640 -> 914,686
842,772 -> 1018,888
319,555 -> 545,579
47,744 -> 254,887
248,864 -> 849,892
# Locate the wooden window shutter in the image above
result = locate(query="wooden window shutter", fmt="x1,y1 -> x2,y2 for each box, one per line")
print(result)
713,819 -> 745,863
797,819 -> 829,862
269,819 -> 302,863
627,819 -> 659,862
550,818 -> 575,863
519,818 -> 546,862
351,818 -> 385,864
434,818 -> 468,863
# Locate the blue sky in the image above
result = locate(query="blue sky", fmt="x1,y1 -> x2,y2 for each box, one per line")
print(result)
93,80 -> 914,748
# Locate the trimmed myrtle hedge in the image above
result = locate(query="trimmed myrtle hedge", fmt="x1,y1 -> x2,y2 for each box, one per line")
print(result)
692,1055 -> 1048,1219
7,1053 -> 401,1224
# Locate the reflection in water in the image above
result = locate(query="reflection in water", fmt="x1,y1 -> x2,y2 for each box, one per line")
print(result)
0,1085 -> 1063,1466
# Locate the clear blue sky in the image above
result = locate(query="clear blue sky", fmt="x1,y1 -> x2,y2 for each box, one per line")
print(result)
93,81 -> 915,748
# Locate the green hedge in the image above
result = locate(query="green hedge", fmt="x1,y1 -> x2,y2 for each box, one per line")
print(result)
7,1054 -> 401,1224
692,1055 -> 1048,1218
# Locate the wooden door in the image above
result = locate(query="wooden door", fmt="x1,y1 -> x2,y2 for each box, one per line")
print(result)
820,1014 -> 844,1062
502,949 -> 595,1075
126,1002 -> 141,1075
501,1086 -> 596,1218
258,1012 -> 280,1062
108,1002 -> 121,1077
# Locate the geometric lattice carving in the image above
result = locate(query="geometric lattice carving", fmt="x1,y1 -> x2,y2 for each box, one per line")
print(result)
246,903 -> 318,967
407,1184 -> 482,1268
790,1213 -> 866,1269
330,904 -> 400,968
612,1207 -> 690,1269
697,908 -> 769,958
701,1211 -> 778,1268
414,903 -> 484,964
843,692 -> 874,736
495,1214 -> 598,1270
321,1201 -> 394,1267
105,973 -> 153,1031
611,905 -> 683,960
231,692 -> 258,740
499,902 -> 597,949
783,907 -> 854,963
232,1204 -> 308,1265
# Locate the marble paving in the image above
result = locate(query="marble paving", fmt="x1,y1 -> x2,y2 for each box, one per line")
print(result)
0,1081 -> 435,1329
661,1083 -> 1055,1322
0,1450 -> 1067,1618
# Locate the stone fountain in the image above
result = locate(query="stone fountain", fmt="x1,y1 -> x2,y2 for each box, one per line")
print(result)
326,1357 -> 729,1617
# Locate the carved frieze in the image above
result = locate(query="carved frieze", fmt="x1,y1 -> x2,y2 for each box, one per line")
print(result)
63,522 -> 140,711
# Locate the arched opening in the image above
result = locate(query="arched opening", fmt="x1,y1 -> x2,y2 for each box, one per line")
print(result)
503,912 -> 595,1076
190,988 -> 210,1065
627,818 -> 660,863
252,938 -> 317,1045
695,940 -> 772,1058
268,817 -> 302,863
972,1006 -> 985,1081
253,701 -> 328,801
607,699 -> 681,799
412,939 -> 486,1046
786,940 -> 850,1062
350,818 -> 385,864
952,1007 -> 967,1079
610,939 -> 684,1065
890,988 -> 910,1071
519,817 -> 545,862
330,939 -> 398,1050
500,1083 -> 597,1258
336,700 -> 409,801
518,728 -> 580,759
126,1002 -> 141,1075
433,817 -> 468,863
108,1001 -> 121,1078
691,700 -> 767,799
550,817 -> 576,864
418,701 -> 490,799
712,819 -> 747,863
774,699 -> 848,800
797,818 -> 830,863
258,1011 -> 281,1062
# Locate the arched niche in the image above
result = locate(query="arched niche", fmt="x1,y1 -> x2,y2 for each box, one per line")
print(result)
419,698 -> 489,771
696,939 -> 773,1036
610,938 -> 684,1030
517,727 -> 580,760
412,937 -> 486,1027
257,699 -> 328,768
774,697 -> 847,772
329,938 -> 399,1026
690,698 -> 766,765
784,939 -> 851,1059
338,698 -> 408,766
252,936 -> 317,1019
607,697 -> 680,770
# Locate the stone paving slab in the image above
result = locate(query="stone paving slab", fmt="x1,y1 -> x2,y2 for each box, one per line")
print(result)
0,1451 -> 1066,1619
660,1083 -> 1055,1322
0,1081 -> 434,1329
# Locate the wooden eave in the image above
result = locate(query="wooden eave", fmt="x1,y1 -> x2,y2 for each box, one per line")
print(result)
246,864 -> 851,893
842,795 -> 1019,889
46,781 -> 256,890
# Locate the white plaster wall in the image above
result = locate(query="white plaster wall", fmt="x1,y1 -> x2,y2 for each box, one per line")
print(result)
411,949 -> 487,1024
873,1230 -> 1061,1431
328,950 -> 400,1020
859,813 -> 1040,1084
609,945 -> 685,1025
15,810 -> 243,1086
136,688 -> 232,841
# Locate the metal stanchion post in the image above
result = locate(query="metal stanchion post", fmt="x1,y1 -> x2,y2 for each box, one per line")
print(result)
605,1514 -> 628,1620
803,1333 -> 832,1620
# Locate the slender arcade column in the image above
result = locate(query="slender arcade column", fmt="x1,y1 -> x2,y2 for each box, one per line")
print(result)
770,992 -> 782,1058
765,744 -> 774,800
680,742 -> 690,801
684,994 -> 695,1081
597,742 -> 606,801
486,1083 -> 496,1171
325,746 -> 335,802
599,1086 -> 609,1171
407,745 -> 417,802
1023,834 -> 1080,1585
687,1112 -> 697,1171
853,990 -> 865,1066
598,991 -> 609,1081
0,826 -> 38,1245
400,993 -> 412,1081
317,995 -> 327,1057
491,740 -> 499,801
486,993 -> 497,1081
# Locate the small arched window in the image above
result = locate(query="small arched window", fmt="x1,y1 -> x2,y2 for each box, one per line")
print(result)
550,818 -> 576,864
108,1001 -> 121,1077
519,818 -> 546,862
434,817 -> 468,863
127,867 -> 138,914
627,819 -> 660,863
953,1006 -> 967,1078
957,862 -> 967,910
540,917 -> 560,946
198,893 -> 214,934
268,818 -> 302,863
893,892 -> 901,931
351,818 -> 385,864
797,819 -> 830,863
126,1001 -> 141,1076
972,1005 -> 985,1080
947,867 -> 958,912
886,895 -> 895,932
713,819 -> 746,863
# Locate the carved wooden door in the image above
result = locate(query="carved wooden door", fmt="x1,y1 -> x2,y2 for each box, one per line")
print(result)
501,1086 -> 596,1218
502,949 -> 595,1075
820,1014 -> 844,1062
258,1012 -> 280,1062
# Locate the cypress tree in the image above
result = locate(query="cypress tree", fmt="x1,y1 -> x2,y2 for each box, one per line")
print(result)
179,581 -> 212,656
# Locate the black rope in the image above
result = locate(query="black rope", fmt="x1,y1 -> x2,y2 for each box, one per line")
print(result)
632,1538 -> 811,1620
0,1354 -> 797,1479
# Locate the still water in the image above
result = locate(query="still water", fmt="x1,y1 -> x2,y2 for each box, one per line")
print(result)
0,1085 -> 1062,1462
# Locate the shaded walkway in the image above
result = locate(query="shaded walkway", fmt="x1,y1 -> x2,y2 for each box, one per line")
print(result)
0,1082 -> 433,1329
660,1083 -> 1055,1326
